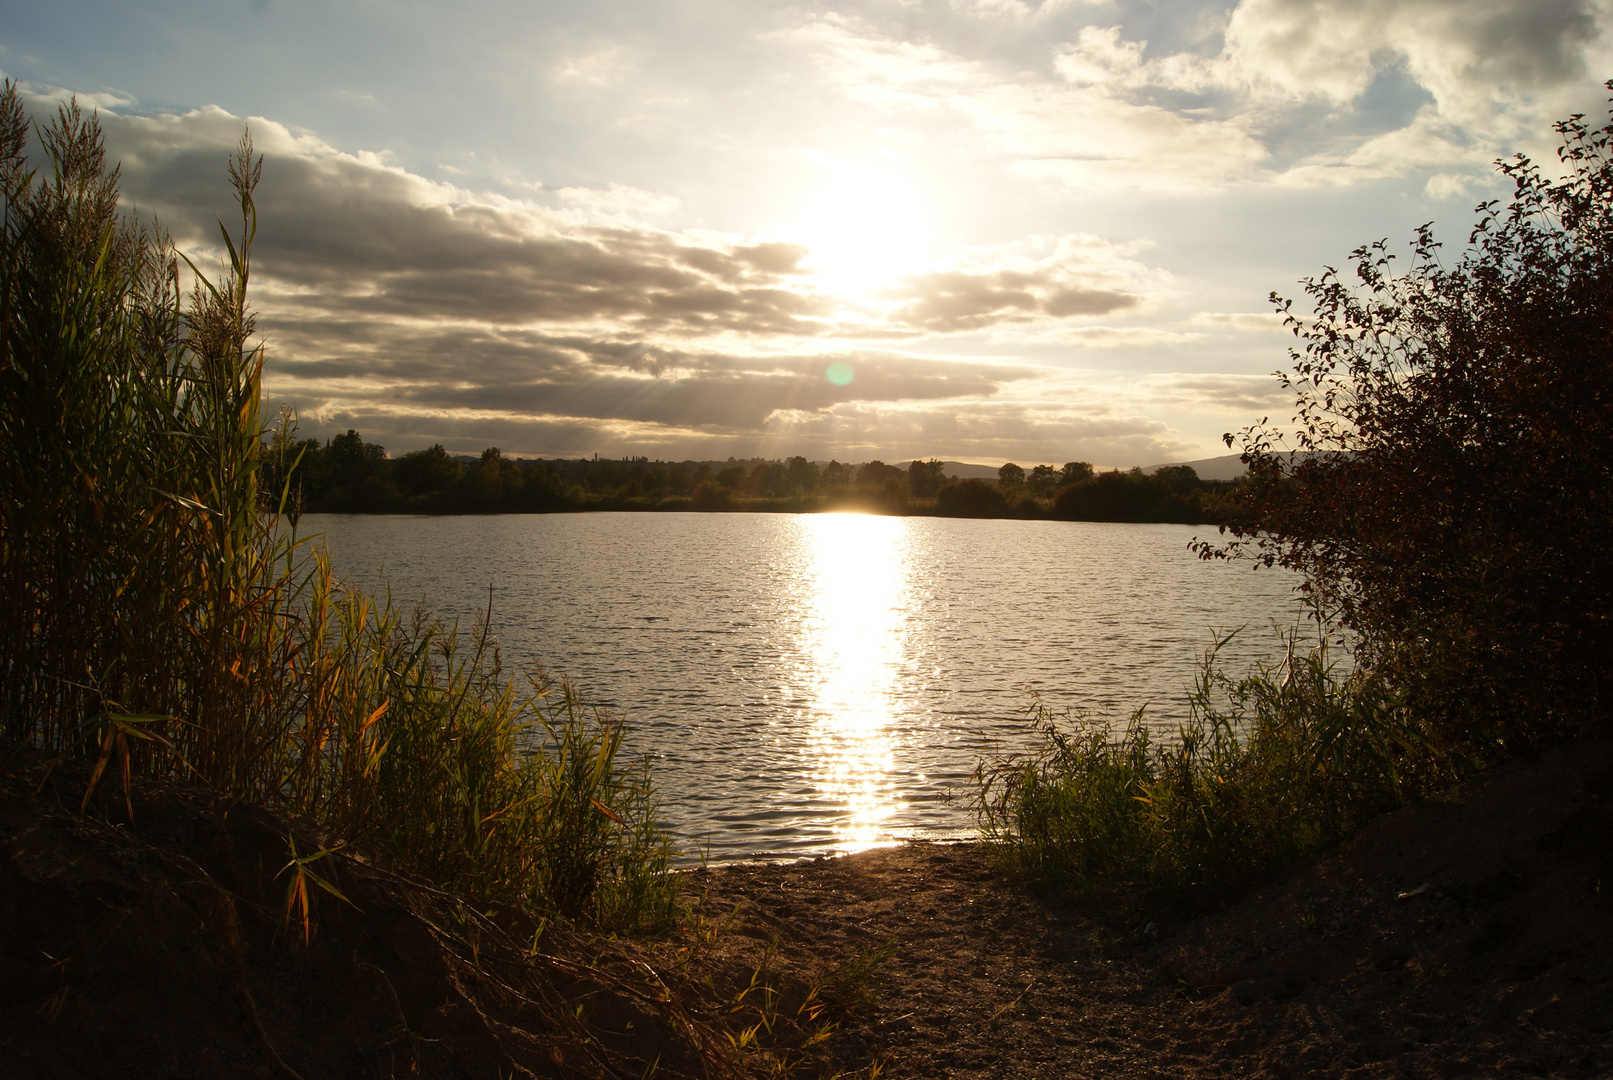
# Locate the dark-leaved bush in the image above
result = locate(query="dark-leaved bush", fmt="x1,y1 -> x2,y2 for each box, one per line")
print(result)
1202,89 -> 1613,761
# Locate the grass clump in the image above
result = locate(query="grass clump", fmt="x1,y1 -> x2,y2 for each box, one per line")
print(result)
0,84 -> 676,933
977,630 -> 1432,924
278,582 -> 679,931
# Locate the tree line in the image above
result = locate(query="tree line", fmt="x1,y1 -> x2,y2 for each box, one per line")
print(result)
269,433 -> 1236,523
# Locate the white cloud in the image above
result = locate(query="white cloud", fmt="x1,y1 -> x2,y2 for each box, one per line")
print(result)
1222,0 -> 1600,120
553,183 -> 680,216
875,232 -> 1166,333
1424,171 -> 1484,200
1139,372 -> 1292,412
552,46 -> 632,87
990,325 -> 1203,348
1191,310 -> 1286,332
790,1 -> 1613,192
34,91 -> 1193,457
793,16 -> 1267,190
953,0 -> 1101,24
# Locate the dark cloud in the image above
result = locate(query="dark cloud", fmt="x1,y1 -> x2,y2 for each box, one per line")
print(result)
1158,373 -> 1290,412
302,396 -> 1195,466
68,101 -> 1169,458
115,144 -> 836,337
882,268 -> 1139,332
268,314 -> 1033,433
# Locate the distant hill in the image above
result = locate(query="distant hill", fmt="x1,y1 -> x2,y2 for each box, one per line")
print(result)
893,461 -> 1003,481
1142,453 -> 1247,483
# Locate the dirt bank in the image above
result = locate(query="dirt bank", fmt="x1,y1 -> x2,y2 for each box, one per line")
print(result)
4,740 -> 1610,1078
679,739 -> 1613,1078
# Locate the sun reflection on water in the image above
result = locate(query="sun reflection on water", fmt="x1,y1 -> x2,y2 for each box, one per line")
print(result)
798,512 -> 910,854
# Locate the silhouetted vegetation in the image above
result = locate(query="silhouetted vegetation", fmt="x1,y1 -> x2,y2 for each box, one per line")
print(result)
935,477 -> 1009,517
1204,87 -> 1613,764
0,88 -> 677,932
283,436 -> 1237,523
1052,465 -> 1219,523
981,90 -> 1613,926
978,631 -> 1417,923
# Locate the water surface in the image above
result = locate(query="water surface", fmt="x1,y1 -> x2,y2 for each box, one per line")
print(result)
306,512 -> 1302,861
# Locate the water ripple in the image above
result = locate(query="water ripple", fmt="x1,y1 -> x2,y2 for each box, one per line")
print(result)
307,511 -> 1303,862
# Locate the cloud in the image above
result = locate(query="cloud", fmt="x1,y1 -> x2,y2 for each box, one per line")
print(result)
115,137 -> 836,338
989,325 -> 1202,348
1220,0 -> 1599,119
794,16 -> 1269,191
878,233 -> 1153,332
1423,171 -> 1486,200
951,0 -> 1101,24
9,86 -> 1242,460
790,2 -> 1612,191
1191,310 -> 1286,332
690,396 -> 1198,467
1140,372 -> 1292,412
553,183 -> 680,215
92,98 -> 1154,349
28,98 -> 1062,453
552,46 -> 632,87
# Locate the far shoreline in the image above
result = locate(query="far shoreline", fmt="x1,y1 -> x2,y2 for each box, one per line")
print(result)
290,493 -> 1227,527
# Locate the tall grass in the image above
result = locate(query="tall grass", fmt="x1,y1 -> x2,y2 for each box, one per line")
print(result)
976,630 -> 1437,923
0,85 -> 676,932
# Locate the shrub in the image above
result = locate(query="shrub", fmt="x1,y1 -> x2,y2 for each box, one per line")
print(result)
1203,89 -> 1613,759
977,632 -> 1426,922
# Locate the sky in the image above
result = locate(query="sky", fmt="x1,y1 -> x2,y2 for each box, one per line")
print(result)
3,0 -> 1612,467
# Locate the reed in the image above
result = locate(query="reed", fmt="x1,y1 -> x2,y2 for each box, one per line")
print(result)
0,84 -> 676,932
976,629 -> 1435,924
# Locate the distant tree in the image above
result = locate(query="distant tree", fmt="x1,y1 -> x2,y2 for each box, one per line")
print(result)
643,464 -> 670,495
1054,469 -> 1205,524
1152,464 -> 1201,494
748,460 -> 787,496
880,473 -> 909,512
997,462 -> 1025,491
470,447 -> 508,508
691,480 -> 734,511
1204,89 -> 1613,755
820,460 -> 853,489
856,460 -> 902,488
396,443 -> 461,499
936,478 -> 1009,518
1053,470 -> 1137,521
1026,464 -> 1059,497
908,458 -> 947,498
784,455 -> 819,495
319,429 -> 392,509
1059,461 -> 1095,486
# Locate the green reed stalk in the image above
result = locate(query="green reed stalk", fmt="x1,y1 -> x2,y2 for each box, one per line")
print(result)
0,84 -> 677,931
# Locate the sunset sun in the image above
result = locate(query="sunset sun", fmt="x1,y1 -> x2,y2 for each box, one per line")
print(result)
790,162 -> 930,302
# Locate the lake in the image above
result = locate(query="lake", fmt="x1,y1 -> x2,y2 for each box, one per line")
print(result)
305,512 -> 1304,862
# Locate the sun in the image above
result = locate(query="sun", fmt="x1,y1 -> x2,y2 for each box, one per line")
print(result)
789,162 -> 930,301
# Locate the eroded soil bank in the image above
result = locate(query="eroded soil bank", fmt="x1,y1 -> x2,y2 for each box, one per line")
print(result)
4,740 -> 1611,1078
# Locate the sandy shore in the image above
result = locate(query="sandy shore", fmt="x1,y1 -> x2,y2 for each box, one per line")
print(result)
4,740 -> 1610,1078
672,738 -> 1613,1077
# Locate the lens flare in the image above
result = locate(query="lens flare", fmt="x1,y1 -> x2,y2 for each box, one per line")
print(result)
825,361 -> 854,386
